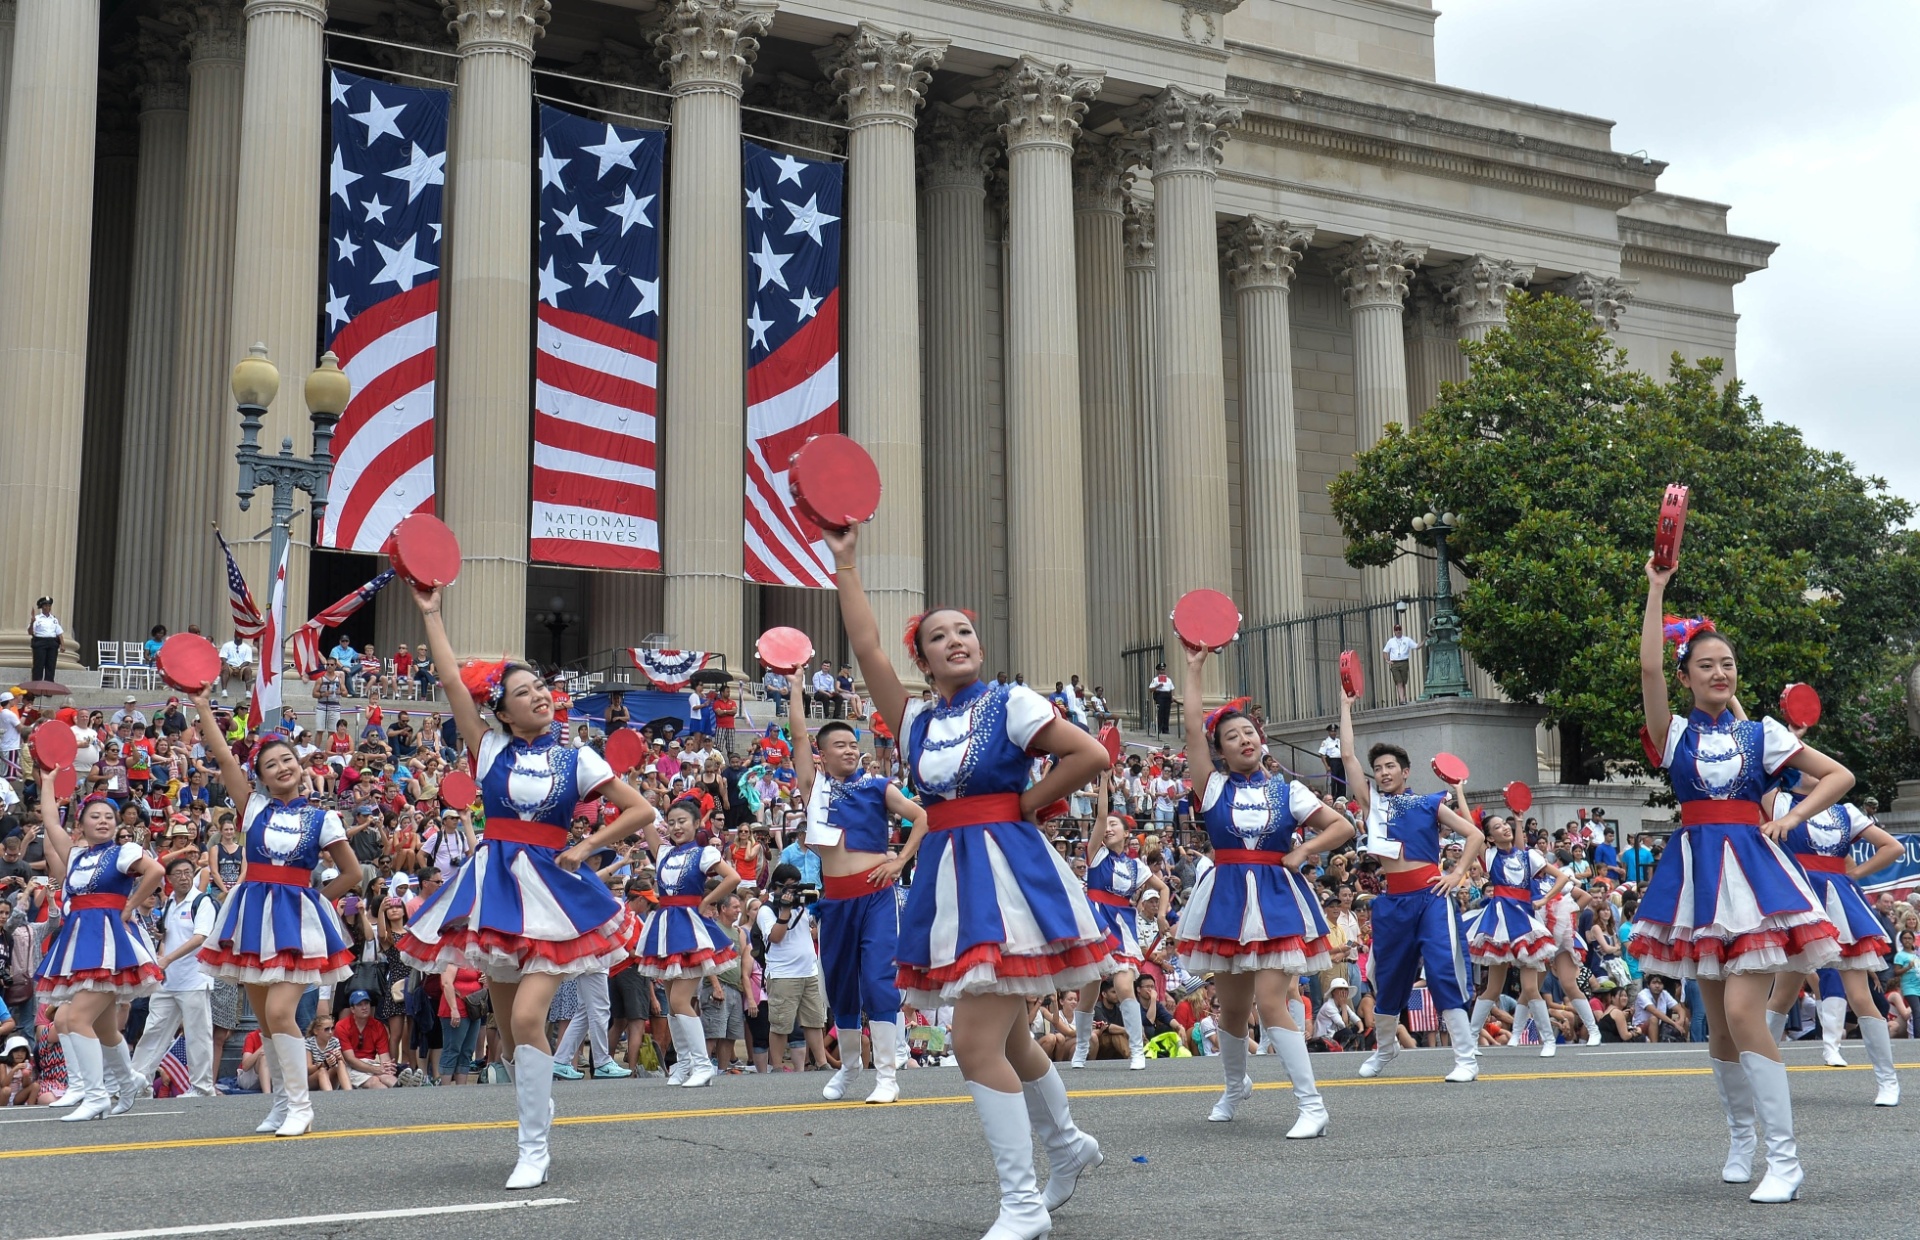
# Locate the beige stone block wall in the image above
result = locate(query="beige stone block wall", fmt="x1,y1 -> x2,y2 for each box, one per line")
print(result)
1225,0 -> 1438,82
1287,271 -> 1362,607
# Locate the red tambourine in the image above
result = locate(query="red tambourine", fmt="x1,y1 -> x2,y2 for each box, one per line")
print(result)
439,770 -> 478,811
605,727 -> 643,774
1652,484 -> 1689,571
787,434 -> 882,533
29,721 -> 76,771
1504,781 -> 1533,815
1339,650 -> 1365,699
155,633 -> 221,694
1098,724 -> 1122,764
1781,682 -> 1822,730
1638,725 -> 1663,767
756,627 -> 815,676
1431,752 -> 1470,786
53,766 -> 77,799
383,513 -> 463,590
1171,589 -> 1241,653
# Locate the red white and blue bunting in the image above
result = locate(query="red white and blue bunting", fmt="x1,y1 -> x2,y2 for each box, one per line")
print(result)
629,648 -> 717,690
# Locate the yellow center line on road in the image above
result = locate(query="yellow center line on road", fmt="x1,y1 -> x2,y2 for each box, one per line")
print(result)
0,1063 -> 1873,1162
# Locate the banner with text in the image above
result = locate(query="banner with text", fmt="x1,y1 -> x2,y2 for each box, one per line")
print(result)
1854,832 -> 1920,896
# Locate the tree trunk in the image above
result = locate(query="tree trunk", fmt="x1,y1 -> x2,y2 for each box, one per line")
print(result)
1558,717 -> 1590,785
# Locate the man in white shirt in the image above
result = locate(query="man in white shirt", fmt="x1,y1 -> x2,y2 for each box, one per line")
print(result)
1634,976 -> 1689,1043
1316,724 -> 1342,791
1148,663 -> 1174,735
1381,624 -> 1420,703
0,693 -> 20,778
1063,676 -> 1089,730
756,863 -> 829,1072
810,663 -> 840,719
110,695 -> 148,729
1313,977 -> 1362,1050
218,633 -> 257,692
1150,770 -> 1182,825
130,857 -> 220,1097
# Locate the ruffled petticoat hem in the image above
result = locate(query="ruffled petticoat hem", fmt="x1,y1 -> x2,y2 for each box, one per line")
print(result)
1466,930 -> 1555,968
636,946 -> 739,980
899,938 -> 1113,1009
397,917 -> 632,981
1830,935 -> 1891,972
1102,951 -> 1145,973
1174,934 -> 1330,977
1630,915 -> 1839,980
37,963 -> 164,1001
198,945 -> 356,987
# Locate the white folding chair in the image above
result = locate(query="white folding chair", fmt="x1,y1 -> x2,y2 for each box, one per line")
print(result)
96,641 -> 122,689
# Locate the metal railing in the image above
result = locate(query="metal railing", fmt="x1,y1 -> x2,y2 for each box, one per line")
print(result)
1120,595 -> 1494,730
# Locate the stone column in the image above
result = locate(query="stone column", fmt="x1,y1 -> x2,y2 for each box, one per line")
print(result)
111,37 -> 191,638
653,0 -> 774,662
159,1 -> 247,636
820,24 -> 946,689
74,100 -> 140,649
1444,255 -> 1533,344
918,104 -> 996,626
1554,271 -> 1634,332
1122,196 -> 1160,649
1071,133 -> 1134,695
0,0 -> 100,668
1402,284 -> 1457,421
1337,234 -> 1424,602
979,56 -> 1101,682
1143,85 -> 1241,691
438,0 -> 547,660
0,1 -> 15,200
1223,214 -> 1312,625
222,0 -> 328,621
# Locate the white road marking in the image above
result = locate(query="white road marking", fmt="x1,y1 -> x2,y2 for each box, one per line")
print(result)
0,1110 -> 185,1125
18,1197 -> 576,1240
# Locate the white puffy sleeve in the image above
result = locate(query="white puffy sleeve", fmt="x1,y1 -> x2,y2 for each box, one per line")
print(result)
317,810 -> 348,848
1286,780 -> 1324,824
1843,805 -> 1875,841
475,730 -> 510,780
1660,716 -> 1686,769
1760,717 -> 1803,775
898,698 -> 929,766
243,792 -> 270,833
698,844 -> 724,874
111,843 -> 144,874
573,743 -> 615,798
1199,771 -> 1229,812
1004,685 -> 1057,752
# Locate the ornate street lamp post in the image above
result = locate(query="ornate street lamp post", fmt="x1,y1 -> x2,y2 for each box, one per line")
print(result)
233,343 -> 352,585
1409,508 -> 1472,699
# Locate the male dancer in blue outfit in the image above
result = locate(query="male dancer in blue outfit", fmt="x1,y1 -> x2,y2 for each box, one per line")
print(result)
1338,686 -> 1485,1081
788,683 -> 928,1103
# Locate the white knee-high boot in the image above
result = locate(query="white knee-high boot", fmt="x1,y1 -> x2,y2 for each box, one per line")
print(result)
1359,1015 -> 1401,1078
673,1014 -> 714,1087
1468,998 -> 1494,1045
49,1034 -> 83,1106
254,1038 -> 290,1133
102,1037 -> 139,1115
60,1035 -> 112,1122
506,1044 -> 554,1190
1817,996 -> 1848,1066
823,1025 -> 863,1101
972,1083 -> 1050,1240
866,1019 -> 902,1104
1442,1009 -> 1478,1082
1574,991 -> 1602,1045
1069,1009 -> 1092,1069
1528,999 -> 1557,1058
1208,1031 -> 1251,1121
1118,999 -> 1145,1070
1709,1057 -> 1756,1183
1288,998 -> 1305,1034
1268,1026 -> 1327,1139
1860,1015 -> 1901,1107
1764,1008 -> 1788,1044
1022,1065 -> 1100,1212
1741,1052 -> 1803,1203
271,1033 -> 314,1136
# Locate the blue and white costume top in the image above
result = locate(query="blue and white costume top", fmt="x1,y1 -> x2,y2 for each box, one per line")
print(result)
1774,792 -> 1889,970
1175,770 -> 1332,975
1464,847 -> 1554,967
893,680 -> 1109,1007
808,772 -> 906,1029
806,771 -> 893,854
400,730 -> 635,979
1630,709 -> 1838,979
1363,790 -> 1447,863
35,841 -> 162,1000
634,839 -> 737,978
200,794 -> 353,986
1086,848 -> 1151,968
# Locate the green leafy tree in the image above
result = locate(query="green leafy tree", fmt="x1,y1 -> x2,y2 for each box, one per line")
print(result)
1329,293 -> 1920,793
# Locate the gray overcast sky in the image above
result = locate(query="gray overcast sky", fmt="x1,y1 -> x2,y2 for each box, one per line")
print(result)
1433,0 -> 1920,507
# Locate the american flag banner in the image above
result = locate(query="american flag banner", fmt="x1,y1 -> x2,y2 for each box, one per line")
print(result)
215,528 -> 264,641
249,540 -> 289,729
629,648 -> 716,690
742,141 -> 843,589
532,106 -> 664,569
291,569 -> 395,680
319,68 -> 449,553
156,1036 -> 191,1097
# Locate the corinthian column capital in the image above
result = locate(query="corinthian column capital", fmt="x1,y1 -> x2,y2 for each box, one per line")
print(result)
133,26 -> 190,111
1554,271 -> 1635,331
1441,255 -> 1533,329
1337,235 -> 1425,309
918,103 -> 997,191
818,23 -> 947,129
1123,198 -> 1156,269
978,55 -> 1102,154
444,0 -> 547,59
167,1 -> 247,64
1071,132 -> 1132,213
1222,214 -> 1312,291
1141,84 -> 1243,176
651,0 -> 775,97
369,0 -> 458,82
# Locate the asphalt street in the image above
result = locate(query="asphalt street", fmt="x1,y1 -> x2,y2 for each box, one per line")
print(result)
2,1040 -> 1913,1240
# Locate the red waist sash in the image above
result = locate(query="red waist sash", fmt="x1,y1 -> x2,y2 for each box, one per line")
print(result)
1214,849 -> 1288,866
657,895 -> 703,908
69,893 -> 128,912
484,819 -> 569,850
1795,854 -> 1848,874
246,864 -> 314,887
927,794 -> 1025,832
1086,888 -> 1133,908
1678,800 -> 1763,827
823,868 -> 894,900
1384,864 -> 1441,895
1490,885 -> 1533,901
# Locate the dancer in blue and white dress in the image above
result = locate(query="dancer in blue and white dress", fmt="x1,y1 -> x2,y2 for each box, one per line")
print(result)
1632,556 -> 1851,1204
192,689 -> 362,1137
633,797 -> 741,1088
1070,766 -> 1167,1072
31,770 -> 163,1122
1338,688 -> 1485,1084
397,584 -> 653,1190
1760,762 -> 1902,1106
1176,643 -> 1352,1134
828,519 -> 1111,1240
787,680 -> 928,1103
1464,815 -> 1575,1056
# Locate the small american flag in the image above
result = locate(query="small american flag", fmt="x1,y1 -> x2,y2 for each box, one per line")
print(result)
216,528 -> 264,641
292,569 -> 394,680
156,1036 -> 190,1096
1405,985 -> 1438,1033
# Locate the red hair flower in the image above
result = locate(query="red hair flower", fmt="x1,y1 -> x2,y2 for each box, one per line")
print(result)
901,608 -> 979,658
459,658 -> 511,711
1661,615 -> 1716,664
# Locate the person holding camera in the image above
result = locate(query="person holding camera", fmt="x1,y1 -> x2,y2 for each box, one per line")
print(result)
755,861 -> 829,1078
634,798 -> 742,1088
787,680 -> 928,1104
